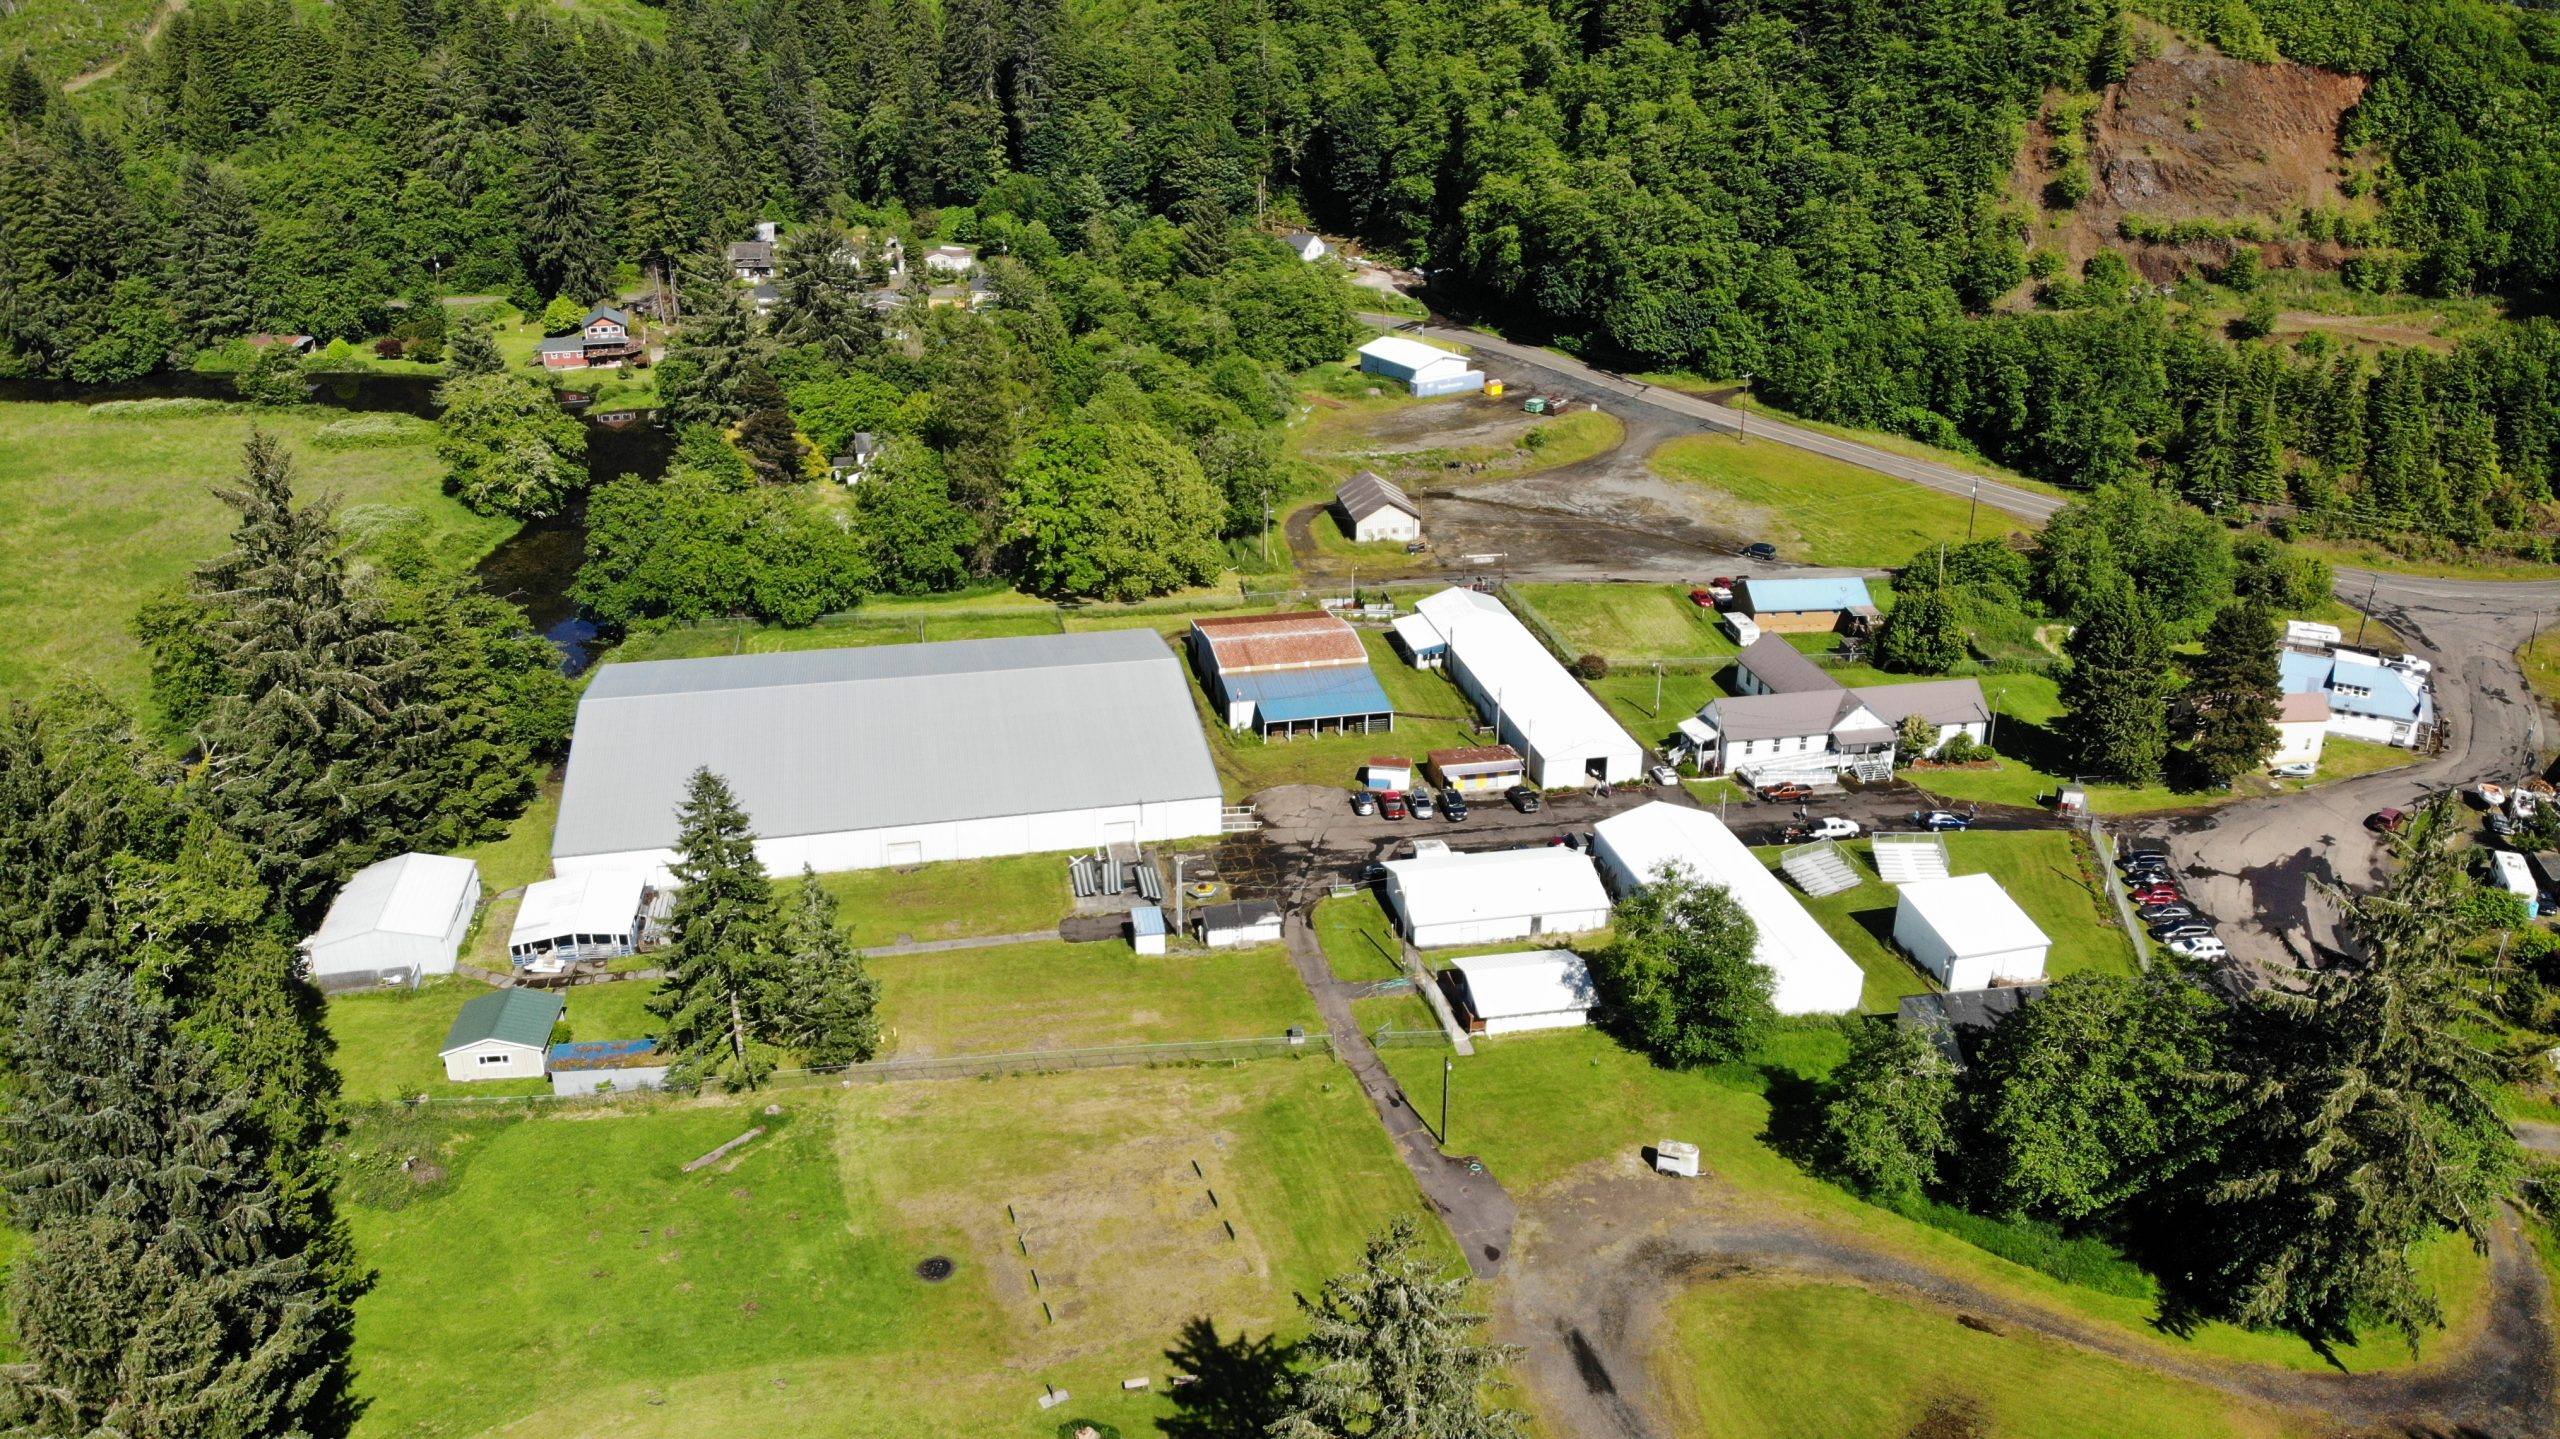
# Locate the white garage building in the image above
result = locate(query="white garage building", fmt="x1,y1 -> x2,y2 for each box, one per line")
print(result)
1444,950 -> 1596,1035
1591,802 -> 1864,1014
1892,873 -> 2050,992
1356,335 -> 1486,397
551,632 -> 1225,882
1381,845 -> 1612,949
300,852 -> 481,988
1407,587 -> 1644,789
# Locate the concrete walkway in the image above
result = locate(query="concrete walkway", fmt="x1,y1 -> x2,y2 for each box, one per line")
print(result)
856,928 -> 1060,958
1280,909 -> 1516,1277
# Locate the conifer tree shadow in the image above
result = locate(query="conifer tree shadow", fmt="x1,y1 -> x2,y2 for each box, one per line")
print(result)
1158,1316 -> 1293,1438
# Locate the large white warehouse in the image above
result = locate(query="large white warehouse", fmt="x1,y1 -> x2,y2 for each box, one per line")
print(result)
1381,845 -> 1613,949
300,852 -> 481,988
1591,801 -> 1865,1015
552,631 -> 1226,882
1892,873 -> 2050,992
1406,587 -> 1644,789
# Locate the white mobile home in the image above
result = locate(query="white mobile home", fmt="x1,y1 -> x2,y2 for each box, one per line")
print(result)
552,632 -> 1225,882
1443,950 -> 1595,1035
1590,802 -> 1864,1014
1381,846 -> 1612,949
1891,873 -> 2050,992
510,870 -> 649,966
300,853 -> 481,987
2493,851 -> 2540,917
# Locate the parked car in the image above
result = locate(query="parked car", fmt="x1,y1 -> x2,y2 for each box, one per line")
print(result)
1742,542 -> 1779,562
2489,812 -> 2518,837
2136,903 -> 2197,923
1380,791 -> 1408,820
1408,790 -> 1435,820
2270,761 -> 2316,779
1710,576 -> 1738,592
1509,785 -> 1543,814
2120,861 -> 2174,884
1912,810 -> 1972,831
2366,807 -> 2407,834
1650,763 -> 1682,787
1803,816 -> 1862,840
1350,790 -> 1378,817
2165,935 -> 2230,961
1688,587 -> 1718,609
1405,539 -> 1430,554
2150,921 -> 2214,942
2131,885 -> 2183,905
1441,789 -> 1470,822
1760,782 -> 1814,803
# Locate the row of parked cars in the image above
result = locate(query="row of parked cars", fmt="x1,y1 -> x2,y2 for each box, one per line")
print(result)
1351,785 -> 1551,822
2121,844 -> 2227,961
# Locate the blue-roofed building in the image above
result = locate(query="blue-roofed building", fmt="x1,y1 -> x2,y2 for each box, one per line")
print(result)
548,1038 -> 672,1096
1190,611 -> 1396,738
1731,576 -> 1882,634
2279,648 -> 2432,747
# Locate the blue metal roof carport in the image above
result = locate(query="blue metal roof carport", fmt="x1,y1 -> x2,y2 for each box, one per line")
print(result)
1222,667 -> 1396,737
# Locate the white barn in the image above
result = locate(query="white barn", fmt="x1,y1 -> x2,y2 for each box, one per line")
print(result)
1356,335 -> 1486,397
1892,873 -> 2050,992
1590,802 -> 1864,1014
1381,845 -> 1612,949
1335,470 -> 1422,544
1445,950 -> 1595,1035
1407,587 -> 1644,789
510,869 -> 650,965
301,853 -> 481,987
552,632 -> 1225,882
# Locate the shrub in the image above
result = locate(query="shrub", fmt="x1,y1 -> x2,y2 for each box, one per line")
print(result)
309,413 -> 435,451
373,336 -> 406,359
86,396 -> 229,418
1576,652 -> 1610,680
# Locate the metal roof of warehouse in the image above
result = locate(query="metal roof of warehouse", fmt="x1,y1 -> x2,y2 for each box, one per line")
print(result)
552,631 -> 1222,860
1222,666 -> 1396,725
1736,576 -> 1879,614
1192,611 -> 1370,670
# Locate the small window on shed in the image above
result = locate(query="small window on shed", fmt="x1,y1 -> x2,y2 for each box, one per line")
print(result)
477,1052 -> 510,1066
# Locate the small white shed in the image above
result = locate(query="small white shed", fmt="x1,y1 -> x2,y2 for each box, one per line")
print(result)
301,853 -> 481,986
1131,904 -> 1169,955
1381,846 -> 1612,949
1891,873 -> 2050,992
1197,902 -> 1283,949
510,870 -> 649,965
1445,950 -> 1594,1035
438,988 -> 565,1083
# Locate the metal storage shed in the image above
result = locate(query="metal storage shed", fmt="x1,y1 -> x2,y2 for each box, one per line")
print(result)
1381,846 -> 1612,949
551,631 -> 1225,881
1196,901 -> 1284,948
1591,802 -> 1865,1014
1356,336 -> 1486,397
300,853 -> 481,988
548,1039 -> 672,1096
1334,470 -> 1423,543
1412,587 -> 1643,788
1891,873 -> 2050,992
1444,950 -> 1596,1034
1189,612 -> 1394,736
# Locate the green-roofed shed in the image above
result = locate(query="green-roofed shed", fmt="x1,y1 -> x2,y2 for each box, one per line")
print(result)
438,987 -> 565,1083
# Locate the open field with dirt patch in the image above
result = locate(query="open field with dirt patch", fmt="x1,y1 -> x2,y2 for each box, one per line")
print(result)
1650,434 -> 2025,569
1511,582 -> 1741,663
344,1060 -> 1434,1438
867,937 -> 1320,1058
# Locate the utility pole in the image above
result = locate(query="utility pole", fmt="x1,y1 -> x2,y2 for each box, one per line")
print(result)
1653,661 -> 1664,718
1172,853 -> 1189,941
1965,479 -> 1981,542
1260,485 -> 1272,566
1441,1056 -> 1453,1146
2354,573 -> 2379,647
1737,372 -> 1752,444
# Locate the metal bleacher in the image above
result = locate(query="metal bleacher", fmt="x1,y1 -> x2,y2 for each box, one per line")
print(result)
1870,833 -> 1951,885
1779,841 -> 1862,898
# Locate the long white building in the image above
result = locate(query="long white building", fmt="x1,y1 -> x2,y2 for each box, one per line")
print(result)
551,631 -> 1225,882
1380,845 -> 1613,949
1591,801 -> 1865,1014
1406,587 -> 1644,789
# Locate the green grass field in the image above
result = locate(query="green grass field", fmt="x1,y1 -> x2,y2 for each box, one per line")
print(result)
803,853 -> 1072,949
1511,583 -> 1739,663
1376,1026 -> 2485,1379
1665,1279 -> 2314,1438
868,938 -> 1320,1057
326,977 -> 664,1103
0,401 -> 515,699
1651,433 -> 2030,569
454,778 -> 560,894
0,0 -> 161,78
1314,891 -> 1408,983
345,1061 -> 1439,1438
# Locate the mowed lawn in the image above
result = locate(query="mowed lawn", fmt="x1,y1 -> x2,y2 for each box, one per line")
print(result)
868,938 -> 1320,1057
1376,1027 -> 2487,1382
1756,831 -> 2140,1013
0,401 -> 516,698
1511,582 -> 1739,663
802,853 -> 1074,948
1314,890 -> 1407,983
1652,433 -> 2028,570
347,1061 -> 1439,1438
327,976 -> 664,1103
1666,1280 -> 2317,1439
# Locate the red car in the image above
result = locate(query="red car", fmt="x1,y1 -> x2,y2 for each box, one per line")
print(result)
1689,587 -> 1717,609
1759,782 -> 1814,803
2131,884 -> 2182,904
1380,791 -> 1408,820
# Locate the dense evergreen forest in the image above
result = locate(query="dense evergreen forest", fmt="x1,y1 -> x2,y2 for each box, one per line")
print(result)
1,0 -> 2557,563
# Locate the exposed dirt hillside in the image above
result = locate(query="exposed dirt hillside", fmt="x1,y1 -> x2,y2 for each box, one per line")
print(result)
2013,40 -> 2376,285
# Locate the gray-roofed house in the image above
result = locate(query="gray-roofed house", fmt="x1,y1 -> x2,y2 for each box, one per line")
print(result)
830,432 -> 882,483
1280,230 -> 1328,262
727,240 -> 777,280
1684,636 -> 1989,784
1733,634 -> 1839,696
439,988 -> 565,1083
1335,470 -> 1422,544
552,631 -> 1226,881
539,305 -> 646,372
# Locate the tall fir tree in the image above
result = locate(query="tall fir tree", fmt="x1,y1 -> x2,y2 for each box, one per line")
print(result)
1272,1216 -> 1525,1439
0,969 -> 356,1438
733,363 -> 809,484
2179,601 -> 2283,786
777,868 -> 883,1067
517,111 -> 612,302
649,768 -> 785,1090
168,157 -> 261,345
773,221 -> 878,365
188,432 -> 448,916
2055,578 -> 2173,785
446,312 -> 504,376
658,248 -> 763,429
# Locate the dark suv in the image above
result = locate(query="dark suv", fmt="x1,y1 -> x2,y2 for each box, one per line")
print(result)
1508,785 -> 1543,814
1442,789 -> 1470,822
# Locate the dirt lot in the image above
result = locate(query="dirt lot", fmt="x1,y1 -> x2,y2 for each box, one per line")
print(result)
2011,40 -> 2372,283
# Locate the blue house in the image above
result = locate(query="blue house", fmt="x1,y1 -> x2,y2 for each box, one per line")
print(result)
2279,649 -> 2432,747
1730,576 -> 1882,634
